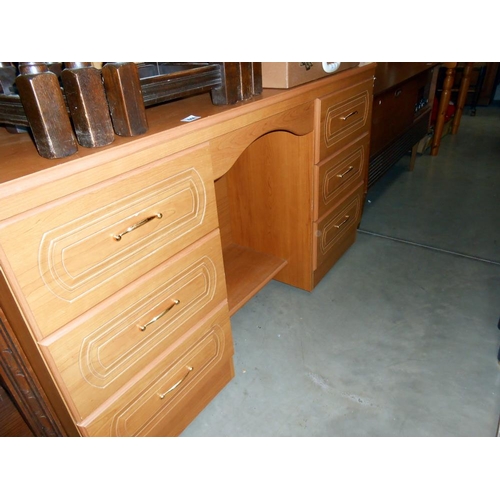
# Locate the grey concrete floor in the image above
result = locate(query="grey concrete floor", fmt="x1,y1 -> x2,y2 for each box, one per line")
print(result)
182,104 -> 500,437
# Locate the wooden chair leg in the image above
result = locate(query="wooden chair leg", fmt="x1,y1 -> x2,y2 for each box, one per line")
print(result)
451,62 -> 473,135
431,64 -> 456,156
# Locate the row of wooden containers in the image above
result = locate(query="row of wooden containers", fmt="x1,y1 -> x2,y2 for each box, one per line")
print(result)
2,62 -> 263,160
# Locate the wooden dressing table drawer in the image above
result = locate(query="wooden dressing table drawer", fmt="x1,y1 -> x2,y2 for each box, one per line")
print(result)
315,78 -> 372,163
0,145 -> 218,339
313,182 -> 364,270
79,304 -> 234,437
314,134 -> 369,220
39,230 -> 227,420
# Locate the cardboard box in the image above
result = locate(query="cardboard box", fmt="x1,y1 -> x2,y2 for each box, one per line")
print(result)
262,62 -> 359,89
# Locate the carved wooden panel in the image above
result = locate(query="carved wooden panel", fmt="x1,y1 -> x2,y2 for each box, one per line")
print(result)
0,308 -> 65,436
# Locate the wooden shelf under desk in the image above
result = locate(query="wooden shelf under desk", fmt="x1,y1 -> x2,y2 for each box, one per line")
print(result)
222,244 -> 287,316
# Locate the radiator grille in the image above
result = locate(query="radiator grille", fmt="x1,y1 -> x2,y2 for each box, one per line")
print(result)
368,114 -> 430,189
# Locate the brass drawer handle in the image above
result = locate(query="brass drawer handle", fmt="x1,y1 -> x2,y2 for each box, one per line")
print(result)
113,213 -> 162,241
336,166 -> 354,178
334,215 -> 350,229
340,110 -> 358,121
159,366 -> 193,399
138,299 -> 180,332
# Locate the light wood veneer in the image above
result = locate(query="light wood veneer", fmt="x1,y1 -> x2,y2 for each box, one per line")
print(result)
0,63 -> 376,436
39,230 -> 228,421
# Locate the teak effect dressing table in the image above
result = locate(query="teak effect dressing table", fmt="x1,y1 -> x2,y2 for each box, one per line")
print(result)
0,63 -> 376,436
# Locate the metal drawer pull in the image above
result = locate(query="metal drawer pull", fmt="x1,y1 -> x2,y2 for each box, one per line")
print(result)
334,215 -> 350,229
159,366 -> 193,399
336,166 -> 354,178
113,213 -> 162,241
138,299 -> 180,332
340,110 -> 358,121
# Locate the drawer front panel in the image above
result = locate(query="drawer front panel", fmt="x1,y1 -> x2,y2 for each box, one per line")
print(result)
316,78 -> 373,162
0,145 -> 218,338
313,182 -> 364,270
40,230 -> 228,420
79,304 -> 233,437
314,134 -> 369,220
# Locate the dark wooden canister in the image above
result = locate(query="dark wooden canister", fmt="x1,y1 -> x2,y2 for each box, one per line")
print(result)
61,62 -> 115,148
101,62 -> 148,137
16,62 -> 78,159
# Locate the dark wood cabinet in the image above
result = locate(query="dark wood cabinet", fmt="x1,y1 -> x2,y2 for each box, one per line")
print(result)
0,384 -> 34,437
0,300 -> 68,437
368,63 -> 438,188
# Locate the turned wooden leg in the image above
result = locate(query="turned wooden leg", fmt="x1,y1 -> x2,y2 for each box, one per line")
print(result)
451,62 -> 473,134
431,63 -> 456,156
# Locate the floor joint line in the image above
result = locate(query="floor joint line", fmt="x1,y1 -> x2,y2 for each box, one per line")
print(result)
357,229 -> 500,266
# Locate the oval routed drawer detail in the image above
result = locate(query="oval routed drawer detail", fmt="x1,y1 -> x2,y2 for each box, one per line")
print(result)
313,183 -> 364,270
0,145 -> 218,339
315,134 -> 369,220
39,230 -> 227,420
315,78 -> 373,163
79,305 -> 234,437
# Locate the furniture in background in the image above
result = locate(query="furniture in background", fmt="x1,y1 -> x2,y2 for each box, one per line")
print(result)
368,62 -> 439,188
430,63 -> 474,156
476,63 -> 500,106
0,63 -> 376,436
455,63 -> 487,116
435,63 -> 498,114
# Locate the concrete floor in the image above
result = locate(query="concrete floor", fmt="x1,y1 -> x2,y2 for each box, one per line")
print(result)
181,104 -> 500,437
